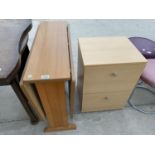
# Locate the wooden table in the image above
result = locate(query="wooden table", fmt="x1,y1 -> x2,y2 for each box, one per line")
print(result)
78,37 -> 147,112
20,21 -> 76,132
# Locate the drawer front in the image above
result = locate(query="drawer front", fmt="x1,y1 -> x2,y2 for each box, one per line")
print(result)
83,63 -> 145,93
82,91 -> 131,112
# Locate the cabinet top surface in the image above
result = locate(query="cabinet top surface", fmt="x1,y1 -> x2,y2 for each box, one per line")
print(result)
79,36 -> 147,66
23,21 -> 70,82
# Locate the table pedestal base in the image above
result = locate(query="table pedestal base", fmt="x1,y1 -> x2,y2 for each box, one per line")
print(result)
44,123 -> 76,132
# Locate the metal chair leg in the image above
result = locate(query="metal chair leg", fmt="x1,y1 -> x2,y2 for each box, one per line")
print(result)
128,84 -> 155,114
11,78 -> 39,124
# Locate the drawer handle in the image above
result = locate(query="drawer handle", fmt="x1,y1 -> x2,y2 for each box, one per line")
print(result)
104,96 -> 109,100
111,72 -> 117,77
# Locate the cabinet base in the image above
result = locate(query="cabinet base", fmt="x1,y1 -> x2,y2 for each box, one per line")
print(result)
44,123 -> 76,132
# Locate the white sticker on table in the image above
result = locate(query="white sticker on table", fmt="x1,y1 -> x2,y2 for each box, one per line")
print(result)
41,75 -> 50,80
28,74 -> 32,79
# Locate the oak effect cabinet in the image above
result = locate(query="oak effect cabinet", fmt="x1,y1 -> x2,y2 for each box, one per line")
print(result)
77,37 -> 147,112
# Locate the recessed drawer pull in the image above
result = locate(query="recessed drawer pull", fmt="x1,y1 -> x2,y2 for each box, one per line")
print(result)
111,72 -> 117,77
104,96 -> 109,100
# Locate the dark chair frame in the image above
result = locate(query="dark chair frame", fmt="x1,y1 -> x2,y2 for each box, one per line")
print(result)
0,22 -> 39,124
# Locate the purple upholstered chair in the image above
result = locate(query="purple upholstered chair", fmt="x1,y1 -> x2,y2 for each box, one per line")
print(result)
128,37 -> 155,114
141,59 -> 155,88
129,37 -> 155,59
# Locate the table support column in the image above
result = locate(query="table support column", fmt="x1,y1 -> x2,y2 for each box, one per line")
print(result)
35,81 -> 76,132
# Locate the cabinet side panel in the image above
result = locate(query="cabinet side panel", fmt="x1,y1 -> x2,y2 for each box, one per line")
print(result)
67,25 -> 75,116
77,43 -> 84,110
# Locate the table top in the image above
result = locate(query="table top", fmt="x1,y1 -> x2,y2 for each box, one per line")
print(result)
23,21 -> 70,82
79,36 -> 147,66
0,19 -> 32,82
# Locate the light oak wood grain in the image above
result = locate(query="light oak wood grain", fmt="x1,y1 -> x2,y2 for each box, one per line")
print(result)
83,63 -> 146,93
23,21 -> 70,82
82,91 -> 131,112
79,37 -> 147,66
78,36 -> 147,112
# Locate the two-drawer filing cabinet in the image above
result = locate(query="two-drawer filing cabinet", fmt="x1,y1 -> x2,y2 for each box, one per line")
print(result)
77,37 -> 147,112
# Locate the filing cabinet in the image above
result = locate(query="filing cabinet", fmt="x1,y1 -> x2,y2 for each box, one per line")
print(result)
77,37 -> 147,112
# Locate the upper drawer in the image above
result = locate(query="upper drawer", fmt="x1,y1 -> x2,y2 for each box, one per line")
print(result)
83,63 -> 145,93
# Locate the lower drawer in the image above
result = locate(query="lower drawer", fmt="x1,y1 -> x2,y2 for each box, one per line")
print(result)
82,91 -> 131,112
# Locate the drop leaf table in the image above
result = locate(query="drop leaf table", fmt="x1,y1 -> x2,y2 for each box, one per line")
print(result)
20,21 -> 76,132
